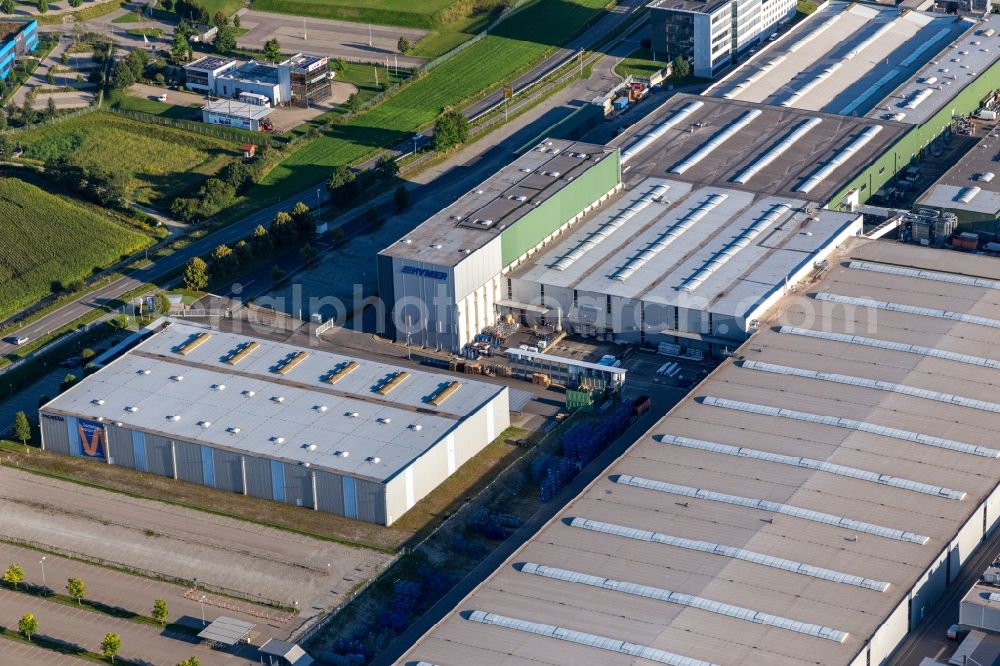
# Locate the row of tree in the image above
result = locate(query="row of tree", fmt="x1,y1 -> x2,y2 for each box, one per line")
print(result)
183,202 -> 315,290
4,563 -> 199,664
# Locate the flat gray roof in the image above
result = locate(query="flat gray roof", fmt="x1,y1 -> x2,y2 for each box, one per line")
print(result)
223,60 -> 280,84
709,3 -> 969,118
509,177 -> 860,319
648,0 -> 730,15
379,139 -> 615,268
612,94 -> 906,203
204,99 -> 272,120
869,13 -> 1000,126
917,124 -> 1000,215
42,321 -> 505,483
198,616 -> 254,646
400,239 -> 1000,666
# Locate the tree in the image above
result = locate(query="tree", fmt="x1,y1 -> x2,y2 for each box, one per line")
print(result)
18,613 -> 37,641
213,26 -> 236,53
671,55 -> 691,79
365,206 -> 380,229
66,576 -> 86,604
0,0 -> 15,14
2,563 -> 24,588
12,411 -> 30,445
291,201 -> 314,237
234,239 -> 252,263
0,132 -> 12,162
299,243 -> 317,263
432,109 -> 469,151
232,14 -> 240,28
270,265 -> 286,282
397,36 -> 410,54
183,257 -> 209,291
68,0 -> 81,7
270,210 -> 297,246
161,0 -> 173,10
80,347 -> 95,362
250,223 -> 270,254
36,0 -> 47,13
263,37 -> 281,63
327,165 -> 360,205
212,10 -> 227,27
375,154 -> 399,181
170,32 -> 192,64
176,659 -> 200,666
111,59 -> 136,89
394,184 -> 410,211
210,244 -> 238,275
46,96 -> 56,118
152,598 -> 168,626
171,197 -> 199,222
101,633 -> 121,663
60,374 -> 77,392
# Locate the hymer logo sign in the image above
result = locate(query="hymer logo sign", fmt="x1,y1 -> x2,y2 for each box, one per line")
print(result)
401,266 -> 448,280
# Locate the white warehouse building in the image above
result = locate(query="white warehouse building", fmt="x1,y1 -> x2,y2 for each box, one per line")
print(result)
38,322 -> 509,526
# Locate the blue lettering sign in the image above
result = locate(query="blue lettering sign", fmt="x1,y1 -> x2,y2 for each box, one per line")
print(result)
401,266 -> 448,280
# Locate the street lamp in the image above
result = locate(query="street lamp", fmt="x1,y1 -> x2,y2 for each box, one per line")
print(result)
412,134 -> 420,156
199,594 -> 207,626
316,187 -> 321,216
38,557 -> 46,589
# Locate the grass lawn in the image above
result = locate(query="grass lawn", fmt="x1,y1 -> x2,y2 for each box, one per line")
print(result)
111,10 -> 142,23
17,111 -> 239,208
108,90 -> 202,119
0,177 -> 153,320
614,47 -> 668,78
254,0 -> 611,202
249,0 -> 458,28
125,27 -> 164,38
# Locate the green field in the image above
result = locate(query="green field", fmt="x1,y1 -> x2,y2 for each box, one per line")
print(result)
0,178 -> 152,319
18,112 -> 239,208
614,48 -> 667,78
256,0 -> 611,199
249,0 -> 460,28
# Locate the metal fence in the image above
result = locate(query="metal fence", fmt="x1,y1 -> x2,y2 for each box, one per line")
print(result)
108,107 -> 275,146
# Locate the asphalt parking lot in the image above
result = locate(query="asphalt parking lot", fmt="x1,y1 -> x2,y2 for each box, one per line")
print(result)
237,10 -> 428,67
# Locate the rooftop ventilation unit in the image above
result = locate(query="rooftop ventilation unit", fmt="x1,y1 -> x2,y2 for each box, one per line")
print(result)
177,332 -> 211,356
326,361 -> 359,384
428,381 -> 461,406
377,371 -> 409,395
367,456 -> 381,463
568,517 -> 890,591
167,414 -> 182,422
242,389 -> 255,397
552,184 -> 670,271
199,420 -> 211,428
669,109 -> 761,174
227,427 -> 240,434
409,424 -> 423,431
275,351 -> 309,375
306,443 -> 317,451
377,417 -> 392,424
126,405 -> 139,413
226,341 -> 259,365
270,436 -> 285,444
91,399 -> 105,406
337,450 -> 350,457
315,405 -> 328,412
345,411 -> 359,418
613,193 -> 730,283
170,375 -> 184,382
211,384 -> 226,391
271,396 -> 285,403
137,369 -> 151,375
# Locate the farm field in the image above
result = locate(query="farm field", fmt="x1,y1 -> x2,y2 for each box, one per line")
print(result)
257,0 -> 611,197
17,112 -> 239,208
249,0 -> 459,28
0,177 -> 153,319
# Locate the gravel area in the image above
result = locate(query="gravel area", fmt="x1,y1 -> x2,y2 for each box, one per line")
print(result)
0,465 -> 393,617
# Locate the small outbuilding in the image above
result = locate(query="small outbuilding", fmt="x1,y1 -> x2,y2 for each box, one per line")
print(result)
259,639 -> 314,666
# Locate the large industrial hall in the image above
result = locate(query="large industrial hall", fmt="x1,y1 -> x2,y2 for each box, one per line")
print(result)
399,239 -> 1000,666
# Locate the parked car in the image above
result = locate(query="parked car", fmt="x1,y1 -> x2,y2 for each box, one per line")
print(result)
157,93 -> 168,102
4,336 -> 28,345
